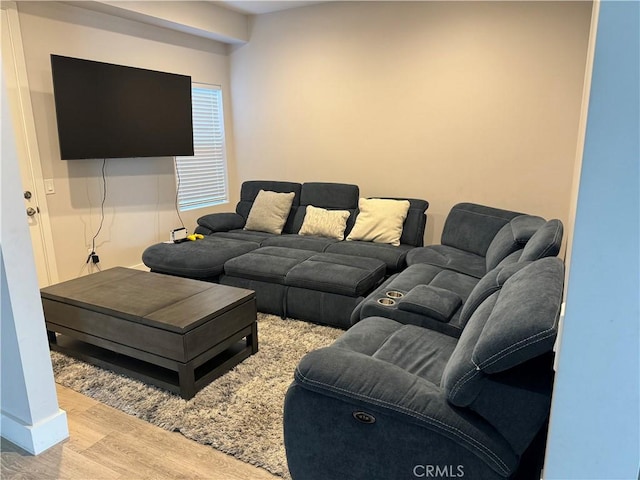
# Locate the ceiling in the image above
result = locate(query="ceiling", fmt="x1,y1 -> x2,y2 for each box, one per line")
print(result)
211,1 -> 326,15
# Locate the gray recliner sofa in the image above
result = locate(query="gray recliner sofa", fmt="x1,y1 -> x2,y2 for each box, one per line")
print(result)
283,256 -> 565,480
142,180 -> 429,327
351,202 -> 564,337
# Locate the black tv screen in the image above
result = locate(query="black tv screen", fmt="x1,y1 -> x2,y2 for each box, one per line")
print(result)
50,55 -> 194,160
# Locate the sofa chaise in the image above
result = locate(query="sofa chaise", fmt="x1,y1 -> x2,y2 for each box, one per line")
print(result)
142,180 -> 429,327
283,256 -> 565,480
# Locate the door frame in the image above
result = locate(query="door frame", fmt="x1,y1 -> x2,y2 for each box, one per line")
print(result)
1,1 -> 58,286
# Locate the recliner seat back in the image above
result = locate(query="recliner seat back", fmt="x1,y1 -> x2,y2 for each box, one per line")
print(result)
441,257 -> 564,454
484,215 -> 546,271
289,182 -> 360,235
440,203 -> 524,256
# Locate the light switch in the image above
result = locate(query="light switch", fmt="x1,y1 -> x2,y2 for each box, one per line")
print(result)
44,178 -> 55,194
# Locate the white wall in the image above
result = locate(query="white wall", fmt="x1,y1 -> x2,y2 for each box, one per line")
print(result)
15,1 -> 239,282
543,1 -> 640,477
230,1 -> 592,246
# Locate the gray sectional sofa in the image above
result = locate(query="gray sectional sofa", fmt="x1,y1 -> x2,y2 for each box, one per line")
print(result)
142,180 -> 429,327
143,187 -> 566,478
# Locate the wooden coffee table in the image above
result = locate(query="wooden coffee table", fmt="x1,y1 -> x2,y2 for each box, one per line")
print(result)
41,267 -> 257,399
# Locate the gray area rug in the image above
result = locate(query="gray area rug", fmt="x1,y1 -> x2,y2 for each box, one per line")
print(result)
51,313 -> 343,478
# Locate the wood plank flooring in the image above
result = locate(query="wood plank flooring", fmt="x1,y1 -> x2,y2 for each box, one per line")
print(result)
1,384 -> 279,480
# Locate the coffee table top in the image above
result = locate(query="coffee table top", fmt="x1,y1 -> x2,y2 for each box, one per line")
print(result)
41,267 -> 255,333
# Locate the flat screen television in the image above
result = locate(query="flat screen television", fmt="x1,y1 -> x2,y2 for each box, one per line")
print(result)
50,55 -> 194,160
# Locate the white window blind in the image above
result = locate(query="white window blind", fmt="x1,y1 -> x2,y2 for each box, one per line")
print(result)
176,83 -> 228,211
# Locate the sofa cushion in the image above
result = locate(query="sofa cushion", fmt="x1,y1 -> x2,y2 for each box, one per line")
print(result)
457,261 -> 532,330
519,219 -> 564,262
285,253 -> 386,297
484,215 -> 545,271
333,317 -> 458,385
398,198 -> 429,247
197,212 -> 246,233
441,203 -> 523,256
300,182 -> 359,210
213,229 -> 277,243
223,246 -> 315,284
244,190 -> 296,234
141,236 -> 260,279
356,264 -> 479,337
236,181 -> 301,234
347,198 -> 410,246
442,257 -> 563,405
261,234 -> 338,252
290,183 -> 360,234
298,205 -> 351,240
406,244 -> 487,278
473,260 -> 563,373
325,241 -> 413,273
397,285 -> 462,322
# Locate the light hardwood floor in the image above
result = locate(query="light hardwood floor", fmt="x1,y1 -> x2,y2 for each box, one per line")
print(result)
1,384 -> 279,480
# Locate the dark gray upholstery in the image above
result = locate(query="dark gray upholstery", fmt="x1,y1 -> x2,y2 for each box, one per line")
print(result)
519,219 -> 564,261
354,264 -> 478,336
195,212 -> 245,234
325,241 -> 414,274
141,236 -> 259,280
221,246 -> 386,327
283,257 -> 565,480
191,181 -> 426,274
261,234 -> 338,252
440,202 -> 523,256
406,244 -> 487,278
408,203 -> 545,277
354,204 -> 564,337
142,180 -> 428,325
233,180 -> 302,234
223,246 -> 315,284
397,285 -> 462,322
285,253 -> 386,297
484,215 -> 545,271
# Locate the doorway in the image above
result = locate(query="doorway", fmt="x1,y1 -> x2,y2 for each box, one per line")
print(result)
1,2 -> 58,287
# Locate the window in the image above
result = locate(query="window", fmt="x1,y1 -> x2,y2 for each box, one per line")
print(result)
175,83 -> 228,211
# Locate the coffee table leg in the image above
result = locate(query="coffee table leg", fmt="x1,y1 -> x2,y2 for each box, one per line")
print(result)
178,364 -> 196,400
248,321 -> 259,354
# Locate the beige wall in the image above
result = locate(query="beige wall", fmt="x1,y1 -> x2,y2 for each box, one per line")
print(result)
15,1 -> 239,281
14,1 -> 592,283
230,1 -> 592,246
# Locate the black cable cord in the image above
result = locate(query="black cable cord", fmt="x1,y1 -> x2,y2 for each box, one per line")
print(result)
174,157 -> 185,229
87,158 -> 106,263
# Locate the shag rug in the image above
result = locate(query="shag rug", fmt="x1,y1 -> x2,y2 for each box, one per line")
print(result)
51,313 -> 344,478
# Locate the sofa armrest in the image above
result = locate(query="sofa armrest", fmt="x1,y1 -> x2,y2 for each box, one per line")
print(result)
291,346 -> 517,477
197,212 -> 245,233
397,285 -> 462,322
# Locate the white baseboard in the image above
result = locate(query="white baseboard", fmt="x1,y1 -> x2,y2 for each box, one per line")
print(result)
1,409 -> 68,454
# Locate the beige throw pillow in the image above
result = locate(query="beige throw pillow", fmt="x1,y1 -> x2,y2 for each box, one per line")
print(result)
244,190 -> 295,234
346,198 -> 410,246
299,205 -> 351,240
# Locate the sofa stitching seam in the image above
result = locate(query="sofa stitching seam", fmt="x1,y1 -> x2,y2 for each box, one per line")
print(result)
295,369 -> 510,475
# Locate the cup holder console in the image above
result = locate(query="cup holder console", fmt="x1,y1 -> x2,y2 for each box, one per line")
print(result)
377,297 -> 396,306
386,291 -> 404,299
